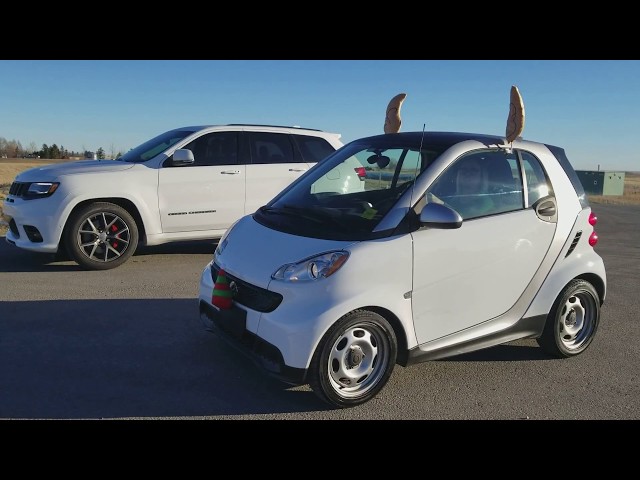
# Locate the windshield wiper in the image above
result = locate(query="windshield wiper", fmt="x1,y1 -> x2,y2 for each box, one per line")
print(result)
260,205 -> 347,230
259,205 -> 323,224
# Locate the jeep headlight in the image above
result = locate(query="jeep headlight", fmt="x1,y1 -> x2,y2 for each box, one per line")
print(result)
26,182 -> 60,198
272,250 -> 349,282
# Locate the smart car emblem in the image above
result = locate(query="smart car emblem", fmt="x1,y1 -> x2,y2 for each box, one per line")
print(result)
229,281 -> 239,296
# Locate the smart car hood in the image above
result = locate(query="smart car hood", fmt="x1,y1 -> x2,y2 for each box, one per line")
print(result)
217,215 -> 356,289
15,160 -> 134,181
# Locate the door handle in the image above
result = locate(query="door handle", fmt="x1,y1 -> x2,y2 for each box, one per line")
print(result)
537,202 -> 556,217
221,170 -> 241,175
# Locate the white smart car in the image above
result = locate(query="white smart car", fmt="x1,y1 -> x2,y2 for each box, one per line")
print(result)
198,91 -> 607,408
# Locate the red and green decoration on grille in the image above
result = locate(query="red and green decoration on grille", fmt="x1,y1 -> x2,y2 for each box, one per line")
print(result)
212,269 -> 233,310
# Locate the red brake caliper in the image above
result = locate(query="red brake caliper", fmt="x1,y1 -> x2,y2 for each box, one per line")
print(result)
111,224 -> 119,248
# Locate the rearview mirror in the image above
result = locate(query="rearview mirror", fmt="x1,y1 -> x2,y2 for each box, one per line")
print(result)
366,154 -> 391,169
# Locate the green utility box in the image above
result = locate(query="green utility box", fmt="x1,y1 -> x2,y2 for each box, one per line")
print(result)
576,170 -> 625,196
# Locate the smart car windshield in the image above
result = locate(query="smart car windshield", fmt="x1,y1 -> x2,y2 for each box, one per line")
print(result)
117,128 -> 198,163
254,139 -> 446,240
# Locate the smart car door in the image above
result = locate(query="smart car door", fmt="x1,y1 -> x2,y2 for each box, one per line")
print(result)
411,149 -> 557,344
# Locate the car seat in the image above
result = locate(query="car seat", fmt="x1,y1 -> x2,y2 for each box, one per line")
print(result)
486,157 -> 522,211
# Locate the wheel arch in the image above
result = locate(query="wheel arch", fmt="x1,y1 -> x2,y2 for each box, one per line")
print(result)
536,276 -> 602,357
575,272 -> 606,306
61,197 -> 147,247
360,306 -> 410,366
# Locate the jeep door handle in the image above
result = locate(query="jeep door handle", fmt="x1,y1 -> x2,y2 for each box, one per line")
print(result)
220,170 -> 241,175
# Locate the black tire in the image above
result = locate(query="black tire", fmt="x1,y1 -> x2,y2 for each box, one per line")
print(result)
536,279 -> 601,358
308,309 -> 397,408
63,202 -> 139,270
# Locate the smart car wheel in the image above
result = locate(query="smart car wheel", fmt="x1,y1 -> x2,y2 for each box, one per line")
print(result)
537,279 -> 601,358
64,202 -> 139,270
309,310 -> 397,408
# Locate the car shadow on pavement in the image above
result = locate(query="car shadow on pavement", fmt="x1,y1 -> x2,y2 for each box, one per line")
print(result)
0,298 -> 332,419
441,342 -> 552,362
0,236 -> 218,273
0,298 -> 555,420
133,240 -> 218,257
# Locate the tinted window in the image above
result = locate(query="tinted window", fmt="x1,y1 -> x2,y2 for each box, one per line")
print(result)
182,132 -> 239,166
293,135 -> 337,163
248,132 -> 295,164
545,144 -> 589,208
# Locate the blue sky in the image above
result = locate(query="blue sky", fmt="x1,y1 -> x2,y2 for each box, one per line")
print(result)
1,60 -> 638,171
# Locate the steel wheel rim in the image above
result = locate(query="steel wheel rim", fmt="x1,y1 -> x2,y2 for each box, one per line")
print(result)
559,289 -> 597,350
327,322 -> 391,399
76,211 -> 131,263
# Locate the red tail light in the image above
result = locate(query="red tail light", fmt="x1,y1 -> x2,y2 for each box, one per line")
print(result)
588,211 -> 599,246
354,167 -> 367,180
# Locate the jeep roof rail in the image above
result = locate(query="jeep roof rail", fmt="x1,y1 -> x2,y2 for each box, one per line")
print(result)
225,124 -> 323,132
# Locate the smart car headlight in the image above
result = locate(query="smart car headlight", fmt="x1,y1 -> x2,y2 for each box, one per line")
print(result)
272,250 -> 349,282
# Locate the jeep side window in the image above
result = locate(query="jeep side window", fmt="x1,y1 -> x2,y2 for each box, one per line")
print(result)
292,135 -> 337,163
183,132 -> 239,166
247,132 -> 295,164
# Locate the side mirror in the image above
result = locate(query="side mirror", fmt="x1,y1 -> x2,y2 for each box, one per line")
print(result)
419,202 -> 463,229
172,148 -> 195,166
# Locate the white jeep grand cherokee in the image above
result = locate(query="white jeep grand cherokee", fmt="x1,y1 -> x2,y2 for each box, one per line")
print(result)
3,124 -> 344,270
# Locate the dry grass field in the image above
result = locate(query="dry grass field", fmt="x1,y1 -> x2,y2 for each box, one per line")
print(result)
1,159 -> 639,237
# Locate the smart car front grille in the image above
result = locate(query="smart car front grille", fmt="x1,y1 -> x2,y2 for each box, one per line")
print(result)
212,263 -> 283,313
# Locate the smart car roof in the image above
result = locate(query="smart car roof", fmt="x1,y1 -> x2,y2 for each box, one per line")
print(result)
351,131 -> 507,148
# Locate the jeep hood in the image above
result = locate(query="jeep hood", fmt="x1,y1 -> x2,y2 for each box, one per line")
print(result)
15,160 -> 134,181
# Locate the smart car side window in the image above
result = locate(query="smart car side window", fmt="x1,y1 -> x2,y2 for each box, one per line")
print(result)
428,150 -> 523,220
519,151 -> 552,206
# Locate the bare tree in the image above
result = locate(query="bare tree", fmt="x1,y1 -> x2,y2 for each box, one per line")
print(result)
6,140 -> 22,158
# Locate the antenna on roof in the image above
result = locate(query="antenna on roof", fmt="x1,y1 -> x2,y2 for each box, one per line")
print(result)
384,93 -> 407,134
409,122 -> 427,208
505,85 -> 525,145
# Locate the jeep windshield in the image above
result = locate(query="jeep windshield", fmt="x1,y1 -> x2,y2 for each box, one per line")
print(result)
253,136 -> 449,241
117,128 -> 199,163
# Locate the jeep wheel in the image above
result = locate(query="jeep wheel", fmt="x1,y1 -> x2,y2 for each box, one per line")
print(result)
308,310 -> 397,408
64,202 -> 139,270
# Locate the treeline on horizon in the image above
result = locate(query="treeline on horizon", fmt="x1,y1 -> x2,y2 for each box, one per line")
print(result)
0,136 -> 124,160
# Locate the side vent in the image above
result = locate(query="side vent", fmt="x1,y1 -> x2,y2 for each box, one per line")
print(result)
565,231 -> 582,257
